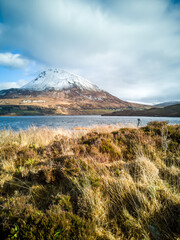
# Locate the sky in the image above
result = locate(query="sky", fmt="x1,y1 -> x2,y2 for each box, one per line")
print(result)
0,0 -> 180,104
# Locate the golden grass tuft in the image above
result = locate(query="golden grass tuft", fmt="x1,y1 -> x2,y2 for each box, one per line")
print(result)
0,122 -> 179,239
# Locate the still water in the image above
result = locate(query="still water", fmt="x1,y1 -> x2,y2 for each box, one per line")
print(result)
0,115 -> 179,131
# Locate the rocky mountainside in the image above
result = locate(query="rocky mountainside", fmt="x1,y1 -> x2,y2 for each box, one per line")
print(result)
0,69 -> 145,115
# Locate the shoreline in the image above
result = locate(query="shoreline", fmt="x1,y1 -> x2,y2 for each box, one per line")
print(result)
0,114 -> 180,117
0,116 -> 179,132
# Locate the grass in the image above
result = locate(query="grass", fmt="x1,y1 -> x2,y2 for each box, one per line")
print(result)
0,121 -> 179,239
0,105 -> 57,116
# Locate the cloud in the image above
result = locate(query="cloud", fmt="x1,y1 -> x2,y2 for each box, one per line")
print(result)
0,79 -> 28,90
0,0 -> 180,102
0,52 -> 29,68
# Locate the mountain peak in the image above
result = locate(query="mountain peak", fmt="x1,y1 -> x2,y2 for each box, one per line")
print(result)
21,68 -> 101,92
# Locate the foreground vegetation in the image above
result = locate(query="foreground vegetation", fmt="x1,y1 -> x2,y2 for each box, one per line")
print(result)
0,122 -> 179,239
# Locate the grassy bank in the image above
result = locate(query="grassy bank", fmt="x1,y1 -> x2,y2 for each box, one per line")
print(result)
0,122 -> 179,239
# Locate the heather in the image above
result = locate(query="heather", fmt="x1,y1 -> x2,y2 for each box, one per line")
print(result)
0,122 -> 179,239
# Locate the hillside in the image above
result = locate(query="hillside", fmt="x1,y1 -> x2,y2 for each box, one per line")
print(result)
0,122 -> 179,239
103,104 -> 180,117
154,101 -> 180,107
0,69 -> 145,115
0,104 -> 118,116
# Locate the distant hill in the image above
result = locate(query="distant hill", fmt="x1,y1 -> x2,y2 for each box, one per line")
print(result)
0,68 -> 146,115
102,104 -> 180,117
154,101 -> 180,107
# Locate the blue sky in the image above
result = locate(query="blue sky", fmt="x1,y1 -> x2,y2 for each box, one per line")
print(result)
0,0 -> 180,104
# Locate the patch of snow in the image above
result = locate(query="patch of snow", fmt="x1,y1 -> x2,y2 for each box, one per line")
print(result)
78,94 -> 103,101
22,100 -> 32,103
32,100 -> 45,103
22,99 -> 45,103
21,68 -> 101,92
65,90 -> 70,93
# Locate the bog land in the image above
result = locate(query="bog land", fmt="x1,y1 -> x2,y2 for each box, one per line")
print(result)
0,122 -> 179,239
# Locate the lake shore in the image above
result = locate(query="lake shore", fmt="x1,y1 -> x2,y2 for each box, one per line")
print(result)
0,115 -> 180,131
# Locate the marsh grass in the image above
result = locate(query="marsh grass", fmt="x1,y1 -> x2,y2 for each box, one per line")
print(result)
0,121 -> 179,239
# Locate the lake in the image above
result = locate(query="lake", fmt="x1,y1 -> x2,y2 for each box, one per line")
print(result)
0,115 -> 180,131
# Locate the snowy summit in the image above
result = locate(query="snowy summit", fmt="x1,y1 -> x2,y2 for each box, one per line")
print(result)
21,69 -> 100,92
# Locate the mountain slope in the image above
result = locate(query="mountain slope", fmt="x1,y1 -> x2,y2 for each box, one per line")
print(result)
103,104 -> 180,117
0,69 -> 146,115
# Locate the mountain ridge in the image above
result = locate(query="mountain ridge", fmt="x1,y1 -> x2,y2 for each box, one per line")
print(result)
154,101 -> 180,107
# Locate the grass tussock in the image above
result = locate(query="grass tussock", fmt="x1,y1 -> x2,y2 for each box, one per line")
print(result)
0,121 -> 179,239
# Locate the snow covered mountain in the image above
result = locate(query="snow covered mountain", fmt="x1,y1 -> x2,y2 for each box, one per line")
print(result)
22,69 -> 100,92
0,68 -> 145,115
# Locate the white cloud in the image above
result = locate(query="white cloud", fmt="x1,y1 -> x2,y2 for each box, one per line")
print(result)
0,0 -> 180,102
0,79 -> 28,90
0,52 -> 29,68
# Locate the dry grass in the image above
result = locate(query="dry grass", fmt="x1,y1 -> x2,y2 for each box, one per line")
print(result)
0,121 -> 179,239
0,123 -> 135,149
